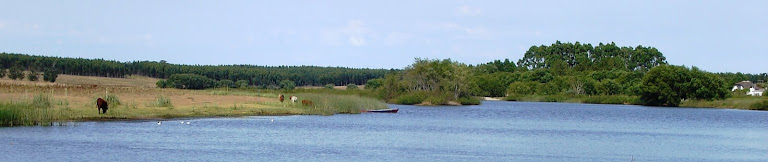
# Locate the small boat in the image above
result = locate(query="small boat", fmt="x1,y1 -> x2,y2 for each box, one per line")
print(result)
364,108 -> 399,113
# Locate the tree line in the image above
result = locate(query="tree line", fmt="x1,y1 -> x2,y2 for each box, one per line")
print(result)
0,53 -> 391,86
363,41 -> 755,106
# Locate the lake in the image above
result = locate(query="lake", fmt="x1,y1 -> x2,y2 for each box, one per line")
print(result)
1,101 -> 766,161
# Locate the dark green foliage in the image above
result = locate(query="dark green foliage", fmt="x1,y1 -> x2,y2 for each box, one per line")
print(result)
217,79 -> 235,88
474,59 -> 516,74
346,83 -> 358,90
474,73 -> 511,97
26,71 -> 38,81
582,95 -> 640,105
8,65 -> 23,80
235,80 -> 249,88
517,41 -> 667,72
596,79 -> 621,95
324,83 -> 335,89
383,58 -> 474,105
42,69 -> 59,82
458,97 -> 481,105
536,83 -> 561,95
0,68 -> 5,78
0,53 -> 390,86
364,78 -> 383,90
541,95 -> 566,102
640,65 -> 728,106
749,100 -> 768,110
394,92 -> 427,105
507,82 -> 536,95
279,80 -> 295,91
156,80 -> 170,88
167,74 -> 216,89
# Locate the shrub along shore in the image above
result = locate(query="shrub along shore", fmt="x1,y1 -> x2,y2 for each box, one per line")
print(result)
500,94 -> 768,110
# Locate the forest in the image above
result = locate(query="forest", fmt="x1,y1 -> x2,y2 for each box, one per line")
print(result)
0,53 -> 391,87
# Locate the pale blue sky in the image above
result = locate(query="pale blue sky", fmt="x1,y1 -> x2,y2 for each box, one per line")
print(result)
1,0 -> 765,73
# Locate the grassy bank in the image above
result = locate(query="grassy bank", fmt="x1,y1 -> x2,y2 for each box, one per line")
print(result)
501,94 -> 767,110
0,77 -> 389,126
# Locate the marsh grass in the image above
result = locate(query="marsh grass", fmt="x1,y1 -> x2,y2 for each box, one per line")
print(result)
105,94 -> 121,106
285,93 -> 388,115
152,95 -> 173,108
0,94 -> 63,126
680,96 -> 764,109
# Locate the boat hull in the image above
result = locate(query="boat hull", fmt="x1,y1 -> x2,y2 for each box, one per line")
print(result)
365,108 -> 399,113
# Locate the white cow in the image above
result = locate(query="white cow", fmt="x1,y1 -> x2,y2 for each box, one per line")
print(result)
290,96 -> 298,103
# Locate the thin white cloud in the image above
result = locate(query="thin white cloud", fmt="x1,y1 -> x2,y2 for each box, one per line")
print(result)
344,20 -> 368,46
457,5 -> 481,16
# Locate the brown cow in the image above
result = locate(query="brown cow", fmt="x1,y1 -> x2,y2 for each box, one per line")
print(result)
96,98 -> 109,114
301,100 -> 313,106
279,94 -> 285,102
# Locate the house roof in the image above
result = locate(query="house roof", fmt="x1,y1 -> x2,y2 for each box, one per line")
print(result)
735,81 -> 754,88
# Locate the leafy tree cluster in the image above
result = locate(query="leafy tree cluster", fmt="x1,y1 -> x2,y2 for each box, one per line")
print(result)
379,58 -> 478,105
517,41 -> 667,73
1,53 -> 390,86
164,74 -> 216,89
640,65 -> 729,106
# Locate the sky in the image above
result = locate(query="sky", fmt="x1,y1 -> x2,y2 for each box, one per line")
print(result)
0,0 -> 766,73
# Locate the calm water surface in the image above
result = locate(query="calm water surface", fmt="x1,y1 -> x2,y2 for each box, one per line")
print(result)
1,101 -> 767,161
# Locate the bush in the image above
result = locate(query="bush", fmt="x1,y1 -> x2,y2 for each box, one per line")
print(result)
26,71 -> 38,81
395,92 -> 427,105
8,66 -> 24,80
425,95 -> 449,105
167,74 -> 216,89
279,80 -> 296,91
507,81 -> 536,95
235,80 -> 249,88
347,84 -> 358,90
542,95 -> 566,102
582,95 -> 639,105
42,69 -> 59,82
503,94 -> 524,101
749,100 -> 768,110
156,80 -> 168,88
0,68 -> 6,78
217,79 -> 235,88
324,84 -> 335,89
458,97 -> 481,105
365,78 -> 383,90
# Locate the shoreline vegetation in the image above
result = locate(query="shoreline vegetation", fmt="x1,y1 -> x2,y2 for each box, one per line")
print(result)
0,76 -> 388,126
496,94 -> 767,110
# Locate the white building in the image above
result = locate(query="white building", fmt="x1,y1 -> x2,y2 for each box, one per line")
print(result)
733,81 -> 764,96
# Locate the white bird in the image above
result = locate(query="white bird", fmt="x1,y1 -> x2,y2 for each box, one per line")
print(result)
180,121 -> 184,124
271,118 -> 274,122
185,121 -> 190,124
157,121 -> 162,125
